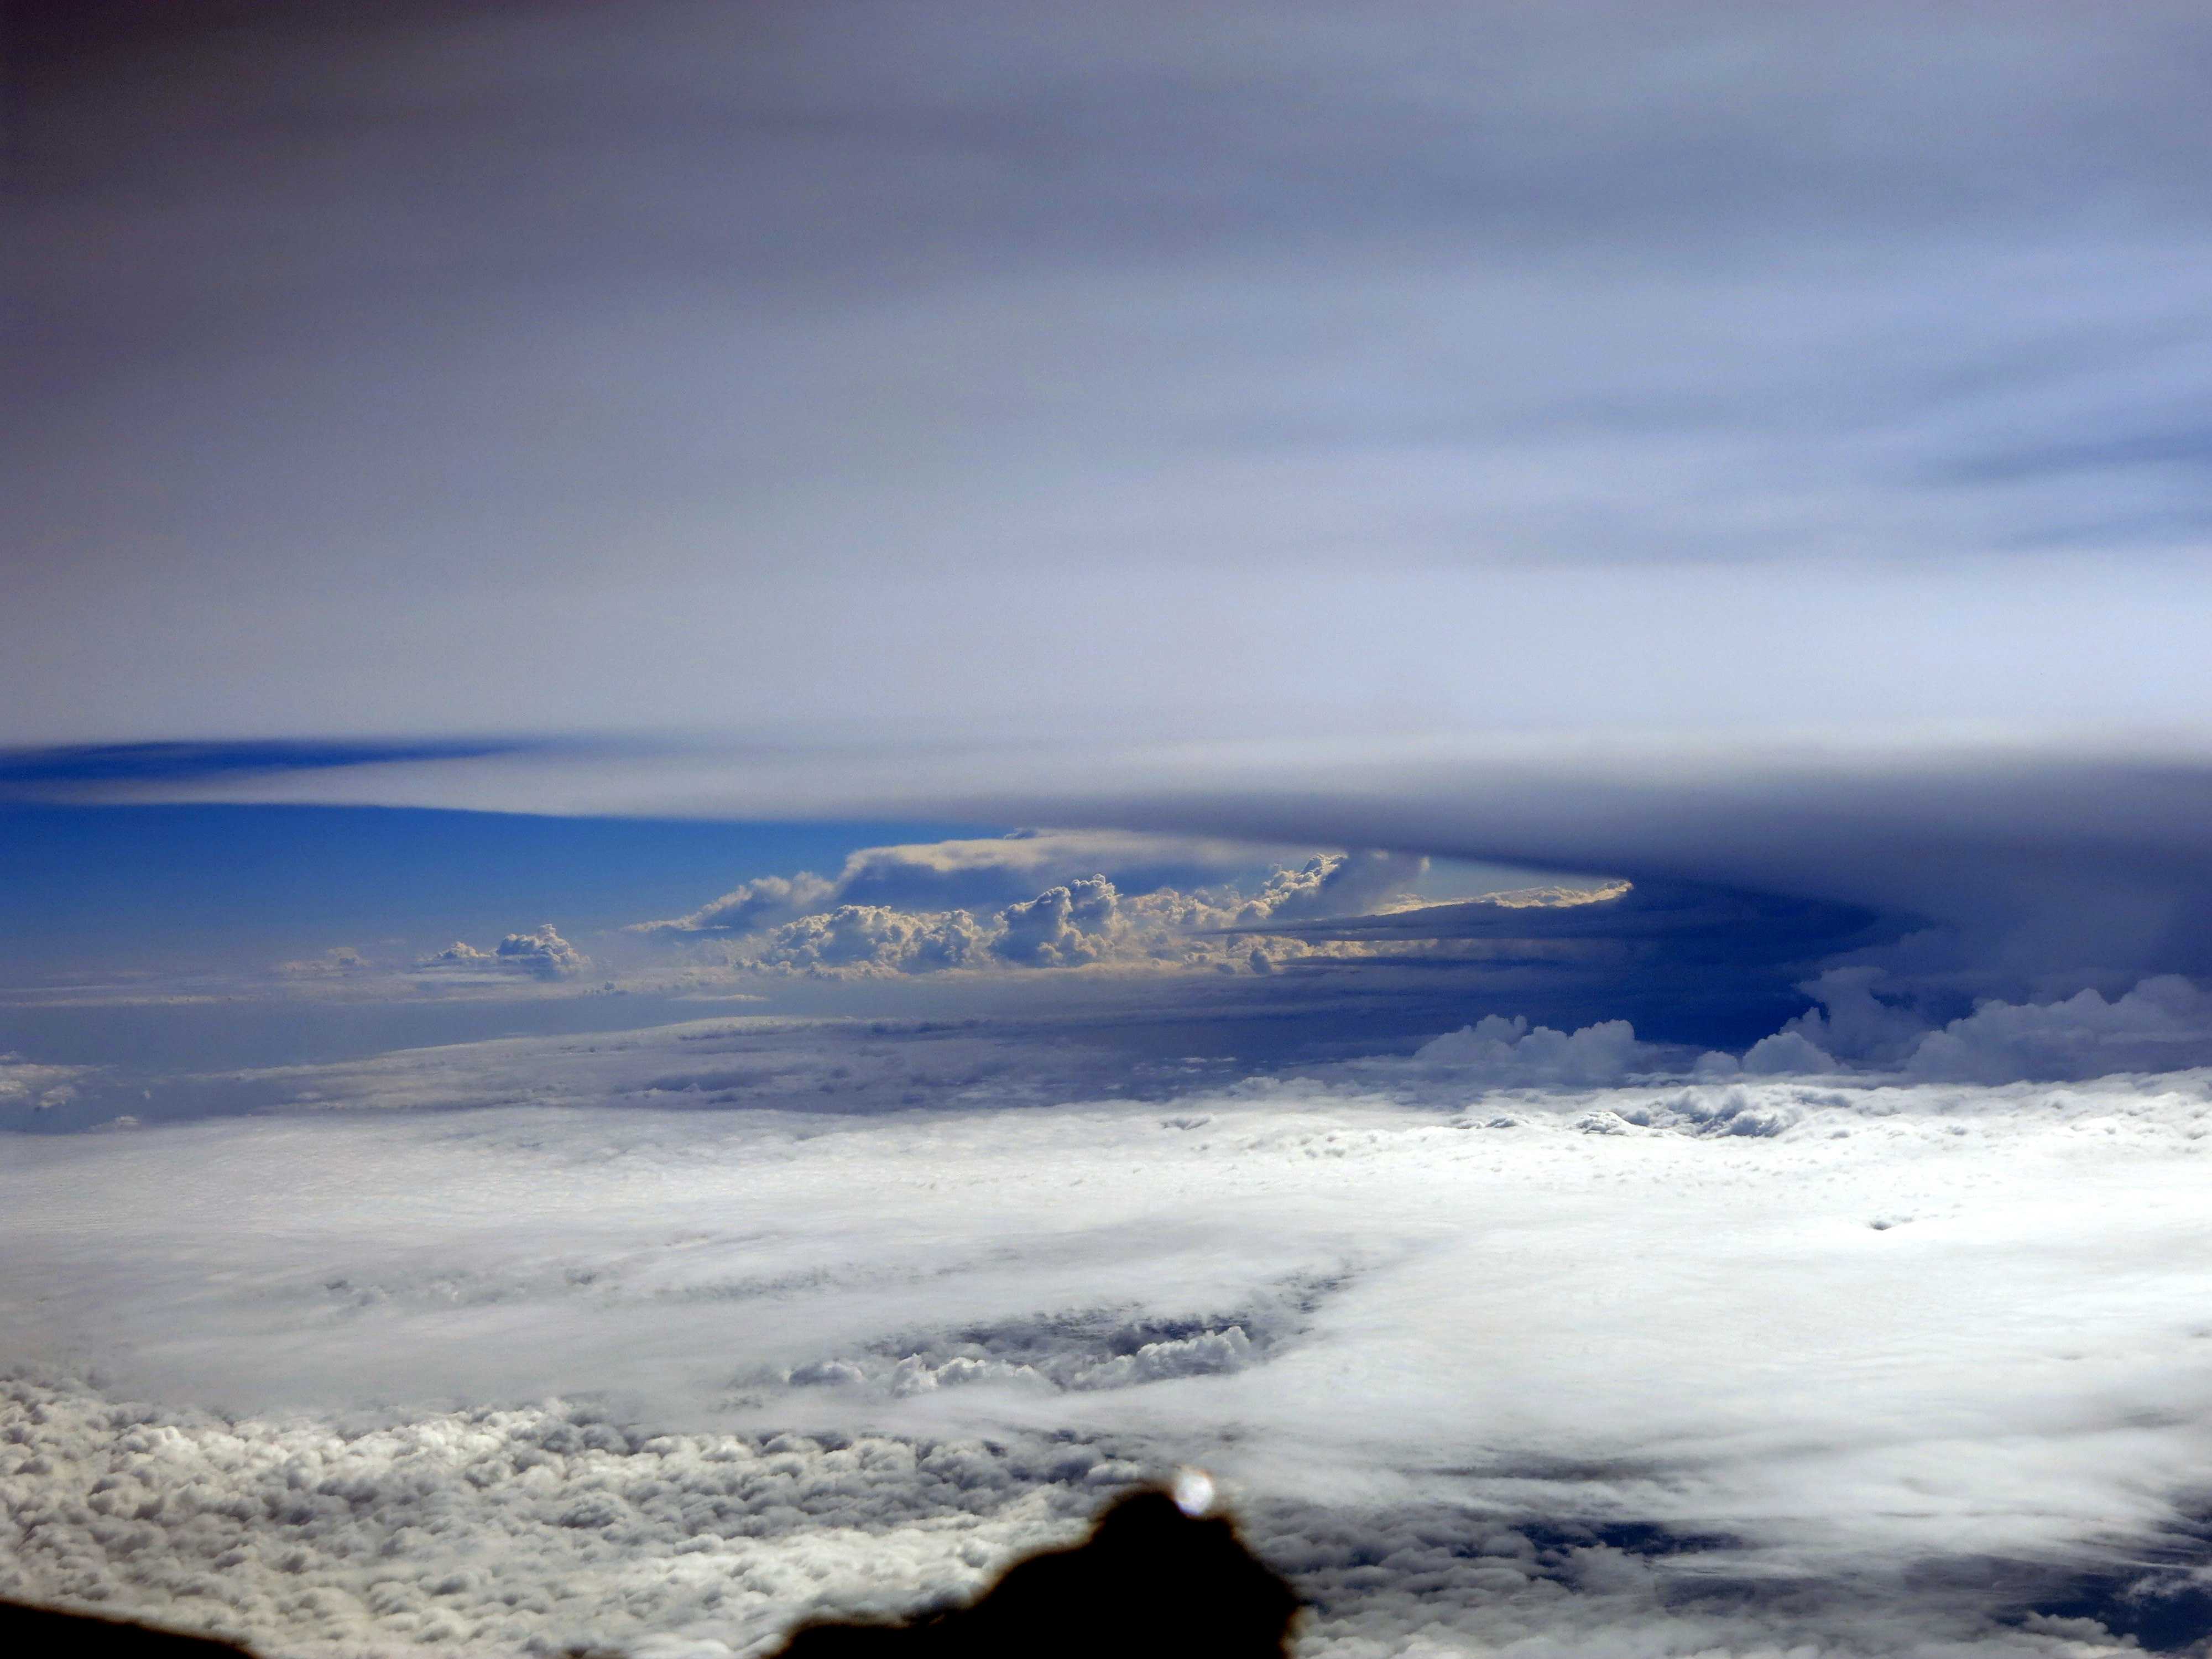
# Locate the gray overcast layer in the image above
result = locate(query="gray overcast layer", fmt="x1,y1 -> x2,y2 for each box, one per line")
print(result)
9,0 -> 2212,742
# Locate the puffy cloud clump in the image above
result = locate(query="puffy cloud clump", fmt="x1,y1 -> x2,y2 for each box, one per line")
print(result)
1413,1013 -> 1647,1084
14,1374 -> 2143,1659
630,832 -> 1434,978
1905,974 -> 2212,1083
1737,1028 -> 1841,1075
0,1376 -> 1109,1659
1711,973 -> 2212,1084
1231,853 -> 1427,946
1232,851 -> 1428,925
669,853 -> 1431,980
826,831 -> 1271,914
629,873 -> 841,940
497,925 -> 590,979
415,924 -> 589,981
752,905 -> 990,975
417,940 -> 500,970
0,1053 -> 87,1113
741,888 -> 1124,980
629,831 -> 1333,941
991,876 -> 1120,966
1777,966 -> 1933,1066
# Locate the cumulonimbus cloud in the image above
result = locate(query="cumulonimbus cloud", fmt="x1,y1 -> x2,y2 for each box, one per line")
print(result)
637,850 -> 1439,980
67,732 -> 2212,1014
628,834 -> 1418,940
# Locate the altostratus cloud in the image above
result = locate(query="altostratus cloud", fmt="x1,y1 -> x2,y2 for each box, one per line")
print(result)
13,1 -> 2212,749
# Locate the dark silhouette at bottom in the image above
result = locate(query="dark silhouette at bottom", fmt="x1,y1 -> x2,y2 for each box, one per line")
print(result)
771,1488 -> 1301,1658
0,1599 -> 257,1659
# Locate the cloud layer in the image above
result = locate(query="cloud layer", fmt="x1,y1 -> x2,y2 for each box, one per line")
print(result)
9,1009 -> 2212,1655
11,2 -> 2212,743
0,1376 -> 1107,1658
2,1371 -> 2174,1659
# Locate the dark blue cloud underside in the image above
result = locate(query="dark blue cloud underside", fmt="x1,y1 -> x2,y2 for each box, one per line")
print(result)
0,739 -> 528,791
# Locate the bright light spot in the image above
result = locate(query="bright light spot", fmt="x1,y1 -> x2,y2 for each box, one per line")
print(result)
1171,1465 -> 1215,1517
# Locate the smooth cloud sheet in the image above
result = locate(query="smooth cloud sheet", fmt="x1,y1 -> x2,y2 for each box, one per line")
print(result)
11,3 -> 2212,745
7,1014 -> 2212,1657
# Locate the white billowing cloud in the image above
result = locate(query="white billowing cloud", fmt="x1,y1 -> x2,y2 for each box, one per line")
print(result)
417,941 -> 497,969
665,853 -> 1436,980
0,1053 -> 88,1113
830,832 -> 1339,914
0,1375 -> 1107,1659
1906,974 -> 2212,1083
632,873 -> 841,939
415,924 -> 590,981
8,1035 -> 2212,1658
0,1381 -> 2153,1659
1233,851 -> 1428,924
631,831 -> 1343,940
991,875 -> 1121,967
1709,973 -> 2212,1084
1413,1014 -> 1647,1084
1738,1028 -> 1841,1076
752,905 -> 992,976
495,925 -> 589,979
1776,967 -> 1934,1066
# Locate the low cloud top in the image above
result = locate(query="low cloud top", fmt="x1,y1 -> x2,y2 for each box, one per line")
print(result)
416,924 -> 591,982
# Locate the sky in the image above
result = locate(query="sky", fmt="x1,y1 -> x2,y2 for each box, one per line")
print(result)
8,3 -> 2212,1657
